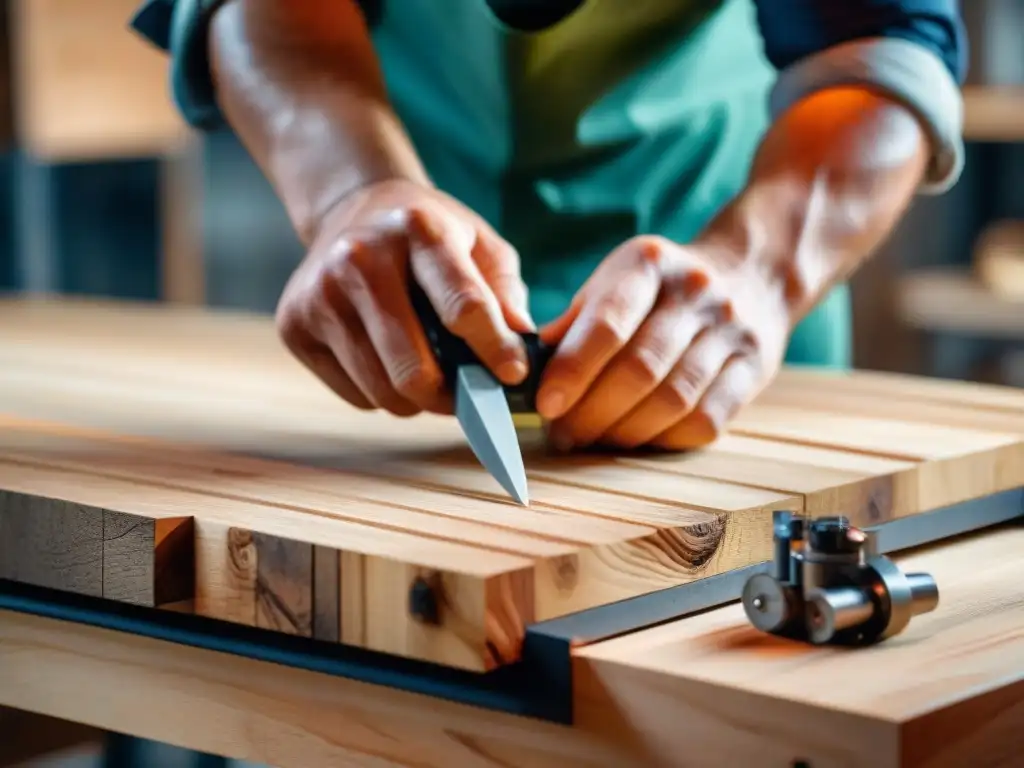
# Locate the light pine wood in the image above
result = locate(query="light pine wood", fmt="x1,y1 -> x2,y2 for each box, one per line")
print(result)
0,608 -> 632,768
574,524 -> 1024,768
974,220 -> 1024,301
11,0 -> 188,160
1,298 -> 1022,671
896,268 -> 1024,339
962,85 -> 1024,142
1,527 -> 1020,767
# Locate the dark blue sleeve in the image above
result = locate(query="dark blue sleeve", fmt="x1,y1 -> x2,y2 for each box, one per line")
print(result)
752,0 -> 968,84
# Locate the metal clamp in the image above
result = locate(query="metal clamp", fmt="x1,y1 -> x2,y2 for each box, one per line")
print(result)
741,512 -> 940,645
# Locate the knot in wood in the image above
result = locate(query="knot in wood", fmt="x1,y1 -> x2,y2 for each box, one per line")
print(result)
409,573 -> 442,625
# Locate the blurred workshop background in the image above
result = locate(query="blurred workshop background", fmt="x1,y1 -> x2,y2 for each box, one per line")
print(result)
0,0 -> 1021,394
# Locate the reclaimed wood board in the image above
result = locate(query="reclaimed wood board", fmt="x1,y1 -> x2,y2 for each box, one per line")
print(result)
574,523 -> 1024,767
1,297 -> 1022,671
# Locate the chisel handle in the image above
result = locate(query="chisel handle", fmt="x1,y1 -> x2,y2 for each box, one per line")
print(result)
409,276 -> 553,414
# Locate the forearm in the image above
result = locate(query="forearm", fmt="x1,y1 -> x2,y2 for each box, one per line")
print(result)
703,86 -> 930,323
208,0 -> 429,245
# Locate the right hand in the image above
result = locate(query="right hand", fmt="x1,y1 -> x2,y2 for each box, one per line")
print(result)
276,179 -> 535,417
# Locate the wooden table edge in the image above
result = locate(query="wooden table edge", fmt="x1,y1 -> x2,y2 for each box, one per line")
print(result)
0,607 -> 634,768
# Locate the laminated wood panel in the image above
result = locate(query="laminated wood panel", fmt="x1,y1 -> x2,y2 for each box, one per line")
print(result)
1,298 -> 1022,671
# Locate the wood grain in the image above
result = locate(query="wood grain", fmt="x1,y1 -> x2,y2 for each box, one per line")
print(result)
1,527 -> 1020,767
575,524 -> 1024,768
0,608 -> 631,768
1,298 -> 1022,670
0,484 -> 192,607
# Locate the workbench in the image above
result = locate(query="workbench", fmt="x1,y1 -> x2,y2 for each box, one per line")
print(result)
0,297 -> 1022,767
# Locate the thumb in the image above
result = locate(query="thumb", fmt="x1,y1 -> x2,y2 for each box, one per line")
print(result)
471,227 -> 535,333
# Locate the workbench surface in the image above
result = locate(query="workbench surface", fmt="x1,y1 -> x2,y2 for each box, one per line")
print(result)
1,297 -> 1023,766
1,297 -> 1023,673
2,525 -> 1022,767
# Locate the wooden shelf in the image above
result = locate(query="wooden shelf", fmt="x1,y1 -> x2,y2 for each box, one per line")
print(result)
963,86 -> 1024,142
897,267 -> 1024,338
11,0 -> 189,162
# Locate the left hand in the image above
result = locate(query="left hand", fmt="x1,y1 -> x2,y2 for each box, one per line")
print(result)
535,235 -> 792,451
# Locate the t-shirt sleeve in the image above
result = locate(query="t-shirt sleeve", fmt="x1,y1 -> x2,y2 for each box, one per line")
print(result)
130,0 -> 230,130
752,0 -> 968,195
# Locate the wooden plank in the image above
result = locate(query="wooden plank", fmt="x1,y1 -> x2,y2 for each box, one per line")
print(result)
0,610 -> 631,768
0,488 -> 103,597
0,424 -> 781,630
765,373 -> 1024,434
253,532 -> 313,637
573,525 -> 1024,768
313,545 -> 340,642
0,309 -> 1010,528
2,528 -> 1020,767
104,510 -> 194,608
0,460 -> 536,670
773,367 -> 1024,415
0,483 -> 192,606
727,405 -> 1024,515
2,299 -> 1023,669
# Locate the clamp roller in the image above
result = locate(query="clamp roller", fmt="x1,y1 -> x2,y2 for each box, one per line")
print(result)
742,512 -> 940,645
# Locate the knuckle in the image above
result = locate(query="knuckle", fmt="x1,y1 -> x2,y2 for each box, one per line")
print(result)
274,296 -> 302,340
630,235 -> 672,263
619,348 -> 665,388
405,205 -> 444,243
663,377 -> 697,411
328,243 -> 371,285
437,287 -> 489,331
708,296 -> 735,324
663,363 -> 708,409
308,250 -> 358,304
480,228 -> 520,266
589,301 -> 634,344
391,358 -> 442,400
547,354 -> 588,388
734,327 -> 760,355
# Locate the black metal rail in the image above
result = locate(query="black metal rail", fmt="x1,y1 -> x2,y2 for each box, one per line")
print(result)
2,486 -> 1021,725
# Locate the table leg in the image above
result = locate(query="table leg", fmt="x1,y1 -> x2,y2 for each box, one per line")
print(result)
13,150 -> 58,293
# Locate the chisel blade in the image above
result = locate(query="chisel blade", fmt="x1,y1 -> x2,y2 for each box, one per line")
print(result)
454,365 -> 529,505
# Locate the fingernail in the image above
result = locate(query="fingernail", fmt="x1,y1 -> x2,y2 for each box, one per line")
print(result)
539,390 -> 566,419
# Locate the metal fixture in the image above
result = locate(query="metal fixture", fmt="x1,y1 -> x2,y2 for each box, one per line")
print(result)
742,512 -> 940,645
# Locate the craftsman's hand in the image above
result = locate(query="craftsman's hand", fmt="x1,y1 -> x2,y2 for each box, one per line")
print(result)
536,236 -> 791,450
276,179 -> 534,416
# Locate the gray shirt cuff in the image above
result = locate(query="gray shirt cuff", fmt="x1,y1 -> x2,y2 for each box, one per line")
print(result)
769,37 -> 965,195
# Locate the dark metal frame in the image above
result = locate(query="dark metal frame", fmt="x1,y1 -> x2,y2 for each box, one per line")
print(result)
2,486 -> 1021,727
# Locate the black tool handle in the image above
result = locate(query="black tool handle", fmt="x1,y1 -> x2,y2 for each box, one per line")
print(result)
409,276 -> 553,414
